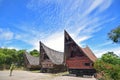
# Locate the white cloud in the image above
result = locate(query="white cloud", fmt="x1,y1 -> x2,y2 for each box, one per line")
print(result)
91,40 -> 120,58
97,41 -> 113,48
42,31 -> 64,52
83,0 -> 104,16
6,46 -> 19,50
98,0 -> 113,12
77,36 -> 92,43
0,28 -> 14,40
31,30 -> 91,52
0,0 -> 116,59
12,0 -> 114,54
94,47 -> 120,58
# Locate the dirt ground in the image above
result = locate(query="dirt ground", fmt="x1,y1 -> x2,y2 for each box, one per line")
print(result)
0,70 -> 96,80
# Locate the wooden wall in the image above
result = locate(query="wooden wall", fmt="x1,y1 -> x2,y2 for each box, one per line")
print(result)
66,56 -> 93,69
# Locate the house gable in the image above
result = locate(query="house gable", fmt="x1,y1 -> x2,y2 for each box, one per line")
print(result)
64,30 -> 97,69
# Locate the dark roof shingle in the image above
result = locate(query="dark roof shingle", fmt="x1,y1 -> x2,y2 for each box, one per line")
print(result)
24,52 -> 39,66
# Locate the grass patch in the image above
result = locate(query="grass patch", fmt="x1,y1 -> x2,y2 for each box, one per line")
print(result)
30,70 -> 40,73
52,71 -> 69,76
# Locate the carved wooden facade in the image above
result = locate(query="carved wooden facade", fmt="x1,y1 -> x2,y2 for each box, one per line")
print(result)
40,42 -> 66,73
64,30 -> 97,76
23,30 -> 97,74
23,52 -> 41,70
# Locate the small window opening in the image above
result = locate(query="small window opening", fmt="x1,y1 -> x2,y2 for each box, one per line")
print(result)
84,63 -> 90,66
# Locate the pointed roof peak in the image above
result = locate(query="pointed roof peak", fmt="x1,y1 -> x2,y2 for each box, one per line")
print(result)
64,31 -> 97,62
64,30 -> 68,34
39,41 -> 41,43
40,42 -> 64,65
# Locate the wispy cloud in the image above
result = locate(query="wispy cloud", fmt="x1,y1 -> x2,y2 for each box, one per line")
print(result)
94,47 -> 120,58
3,0 -> 114,54
42,31 -> 64,51
19,0 -> 113,52
96,41 -> 113,48
83,0 -> 104,16
0,28 -> 14,41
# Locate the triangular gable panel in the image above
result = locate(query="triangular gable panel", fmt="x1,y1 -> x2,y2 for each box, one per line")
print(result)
40,41 -> 50,64
64,30 -> 97,62
64,30 -> 85,59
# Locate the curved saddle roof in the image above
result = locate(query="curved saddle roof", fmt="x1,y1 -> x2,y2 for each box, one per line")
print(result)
40,42 -> 64,65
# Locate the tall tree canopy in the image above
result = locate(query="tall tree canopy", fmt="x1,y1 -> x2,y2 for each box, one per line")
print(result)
108,26 -> 120,43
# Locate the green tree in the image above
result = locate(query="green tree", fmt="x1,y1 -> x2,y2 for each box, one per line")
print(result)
30,49 -> 39,57
0,53 -> 6,65
0,48 -> 15,69
94,52 -> 120,80
0,48 -> 26,69
108,26 -> 120,43
2,48 -> 17,65
16,50 -> 26,66
101,52 -> 120,65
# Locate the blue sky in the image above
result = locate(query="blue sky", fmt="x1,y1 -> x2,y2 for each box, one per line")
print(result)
0,0 -> 120,57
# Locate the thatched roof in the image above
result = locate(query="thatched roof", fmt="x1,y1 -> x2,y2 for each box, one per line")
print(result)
64,30 -> 97,62
40,42 -> 64,65
24,52 -> 39,66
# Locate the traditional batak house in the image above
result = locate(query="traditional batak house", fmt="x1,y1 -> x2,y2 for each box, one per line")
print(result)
23,52 -> 41,70
64,30 -> 97,76
39,42 -> 66,73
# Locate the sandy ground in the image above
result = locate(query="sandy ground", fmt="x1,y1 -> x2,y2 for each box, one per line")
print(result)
0,70 -> 96,80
